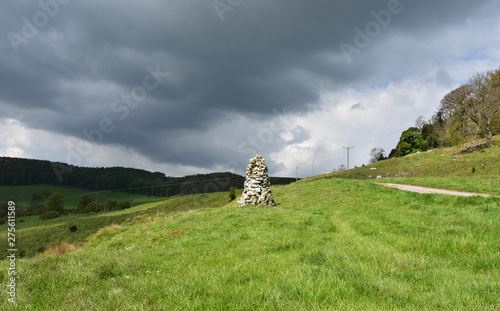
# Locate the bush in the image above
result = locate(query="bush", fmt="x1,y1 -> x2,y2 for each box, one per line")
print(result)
40,211 -> 60,221
104,199 -> 118,211
228,187 -> 238,202
85,202 -> 103,213
118,201 -> 131,210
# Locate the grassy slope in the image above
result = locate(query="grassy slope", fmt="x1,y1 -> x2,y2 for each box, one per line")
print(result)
0,192 -> 230,259
0,184 -> 166,209
1,179 -> 498,310
308,135 -> 500,195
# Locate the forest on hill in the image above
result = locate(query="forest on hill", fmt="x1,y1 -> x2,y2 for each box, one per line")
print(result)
0,157 -> 296,197
0,157 -> 243,197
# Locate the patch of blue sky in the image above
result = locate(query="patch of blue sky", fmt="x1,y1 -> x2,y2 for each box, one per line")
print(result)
368,78 -> 391,90
349,78 -> 391,92
462,47 -> 487,61
348,84 -> 362,92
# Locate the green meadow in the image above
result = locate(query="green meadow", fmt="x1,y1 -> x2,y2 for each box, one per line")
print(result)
0,184 -> 166,210
1,176 -> 499,310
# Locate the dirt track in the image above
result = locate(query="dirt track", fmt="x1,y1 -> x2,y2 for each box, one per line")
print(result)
379,183 -> 492,198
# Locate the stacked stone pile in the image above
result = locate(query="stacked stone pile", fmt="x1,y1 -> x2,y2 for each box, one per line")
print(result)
237,154 -> 276,206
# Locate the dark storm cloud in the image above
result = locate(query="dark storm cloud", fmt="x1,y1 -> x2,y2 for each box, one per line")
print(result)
0,0 -> 496,171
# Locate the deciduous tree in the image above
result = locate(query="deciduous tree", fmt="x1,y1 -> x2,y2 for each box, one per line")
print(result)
464,72 -> 500,147
369,148 -> 386,164
47,192 -> 64,213
77,194 -> 94,211
395,127 -> 429,157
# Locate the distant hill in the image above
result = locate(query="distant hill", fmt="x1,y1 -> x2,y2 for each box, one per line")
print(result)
0,157 -> 295,197
0,156 -> 241,196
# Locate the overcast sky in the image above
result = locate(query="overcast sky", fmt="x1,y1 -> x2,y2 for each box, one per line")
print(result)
1,0 -> 499,178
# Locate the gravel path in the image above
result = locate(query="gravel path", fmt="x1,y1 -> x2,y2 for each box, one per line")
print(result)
379,183 -> 492,198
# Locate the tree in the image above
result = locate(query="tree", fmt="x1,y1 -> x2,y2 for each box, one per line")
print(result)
487,68 -> 500,142
489,67 -> 500,98
369,148 -> 386,164
407,67 -> 500,152
85,201 -> 103,213
77,194 -> 95,211
47,192 -> 64,213
29,191 -> 44,215
463,71 -> 500,148
415,116 -> 426,130
395,127 -> 429,157
30,191 -> 43,204
489,67 -> 500,136
439,84 -> 471,121
421,122 -> 439,149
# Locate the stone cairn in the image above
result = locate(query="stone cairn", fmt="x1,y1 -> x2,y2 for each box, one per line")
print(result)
237,154 -> 276,206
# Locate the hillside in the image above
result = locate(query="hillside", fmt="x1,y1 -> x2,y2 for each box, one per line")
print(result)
0,156 -> 245,197
309,135 -> 500,195
1,177 -> 499,309
0,191 -> 232,259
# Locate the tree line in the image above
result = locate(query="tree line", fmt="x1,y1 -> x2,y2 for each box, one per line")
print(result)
0,157 -> 247,196
370,67 -> 500,162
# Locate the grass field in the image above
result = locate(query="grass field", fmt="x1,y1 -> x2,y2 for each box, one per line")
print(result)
1,178 -> 498,310
0,184 -> 166,209
0,192 -> 231,259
